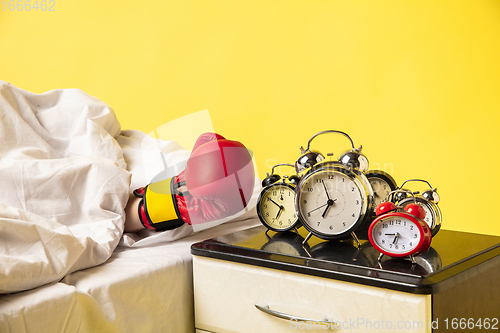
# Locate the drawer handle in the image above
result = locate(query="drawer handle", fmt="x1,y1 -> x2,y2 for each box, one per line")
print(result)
255,304 -> 332,324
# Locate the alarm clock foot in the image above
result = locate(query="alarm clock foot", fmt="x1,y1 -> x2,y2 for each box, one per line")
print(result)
377,253 -> 384,262
265,229 -> 271,237
302,245 -> 312,258
351,247 -> 361,262
351,232 -> 361,248
409,255 -> 416,264
293,226 -> 299,234
302,232 -> 313,246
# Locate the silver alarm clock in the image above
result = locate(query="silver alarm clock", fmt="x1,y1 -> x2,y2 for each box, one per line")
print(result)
294,130 -> 374,246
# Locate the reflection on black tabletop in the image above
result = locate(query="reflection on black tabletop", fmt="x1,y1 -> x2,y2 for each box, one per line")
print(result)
260,228 -> 444,277
308,240 -> 379,268
261,231 -> 310,257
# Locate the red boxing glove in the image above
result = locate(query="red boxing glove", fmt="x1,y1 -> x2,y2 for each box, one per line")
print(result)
134,133 -> 254,231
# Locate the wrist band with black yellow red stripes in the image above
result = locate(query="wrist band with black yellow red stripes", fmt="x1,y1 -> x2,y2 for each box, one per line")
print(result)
135,177 -> 186,231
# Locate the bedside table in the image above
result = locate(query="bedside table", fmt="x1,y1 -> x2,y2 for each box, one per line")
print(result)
191,227 -> 500,332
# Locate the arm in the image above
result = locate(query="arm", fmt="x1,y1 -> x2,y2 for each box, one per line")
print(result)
124,194 -> 144,233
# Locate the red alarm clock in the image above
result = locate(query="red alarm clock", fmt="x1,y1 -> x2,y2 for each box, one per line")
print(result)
368,190 -> 432,263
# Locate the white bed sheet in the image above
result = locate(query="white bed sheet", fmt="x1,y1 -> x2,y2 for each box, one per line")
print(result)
0,217 -> 261,333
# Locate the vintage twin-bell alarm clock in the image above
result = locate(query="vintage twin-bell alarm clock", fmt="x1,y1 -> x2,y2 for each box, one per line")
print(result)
366,170 -> 398,208
394,179 -> 442,237
368,189 -> 432,263
257,164 -> 301,233
294,130 -> 374,246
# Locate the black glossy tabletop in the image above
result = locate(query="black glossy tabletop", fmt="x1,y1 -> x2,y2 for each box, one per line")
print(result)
191,226 -> 500,294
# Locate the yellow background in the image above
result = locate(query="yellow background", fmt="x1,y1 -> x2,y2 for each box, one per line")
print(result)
1,0 -> 499,236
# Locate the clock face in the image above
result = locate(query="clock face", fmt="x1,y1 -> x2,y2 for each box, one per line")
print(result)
370,214 -> 425,257
296,168 -> 364,238
369,178 -> 393,207
257,183 -> 298,231
366,171 -> 397,207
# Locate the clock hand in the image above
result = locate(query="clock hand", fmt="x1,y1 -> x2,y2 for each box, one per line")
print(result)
268,198 -> 281,208
322,204 -> 330,218
392,232 -> 400,245
307,203 -> 328,215
321,198 -> 337,218
275,206 -> 283,219
321,180 -> 331,200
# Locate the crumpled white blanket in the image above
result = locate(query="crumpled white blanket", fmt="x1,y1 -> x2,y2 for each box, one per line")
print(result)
0,80 -> 258,294
0,80 -> 132,293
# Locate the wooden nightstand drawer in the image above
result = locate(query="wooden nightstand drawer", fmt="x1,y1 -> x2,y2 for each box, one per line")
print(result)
193,256 -> 431,333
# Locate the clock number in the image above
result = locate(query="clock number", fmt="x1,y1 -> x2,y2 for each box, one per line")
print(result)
265,212 -> 269,217
317,222 -> 320,226
263,204 -> 267,209
351,214 -> 355,218
306,187 -> 313,192
343,222 -> 346,227
328,175 -> 334,179
389,221 -> 394,226
402,245 -> 405,249
356,200 -> 359,205
279,189 -> 285,194
351,187 -> 355,191
410,241 -> 413,246
414,234 -> 418,238
410,226 -> 414,230
303,200 -> 307,204
378,231 -> 382,236
329,225 -> 333,230
382,224 -> 388,228
395,245 -> 398,250
381,239 -> 385,244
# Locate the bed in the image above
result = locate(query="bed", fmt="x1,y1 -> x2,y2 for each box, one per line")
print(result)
0,218 -> 260,333
0,80 -> 261,332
